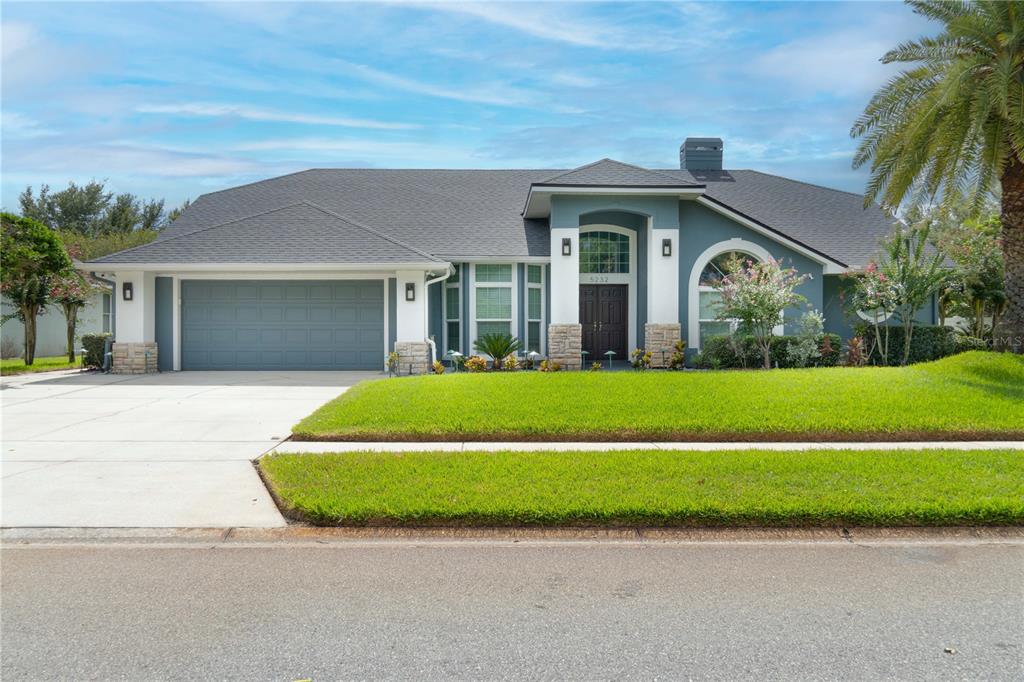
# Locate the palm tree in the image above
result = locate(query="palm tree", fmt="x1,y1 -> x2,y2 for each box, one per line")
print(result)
852,0 -> 1023,352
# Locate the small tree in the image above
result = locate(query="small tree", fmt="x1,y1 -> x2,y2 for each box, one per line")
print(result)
845,261 -> 900,366
714,256 -> 809,370
0,213 -> 72,364
50,271 -> 99,362
936,214 -> 1006,342
880,219 -> 948,365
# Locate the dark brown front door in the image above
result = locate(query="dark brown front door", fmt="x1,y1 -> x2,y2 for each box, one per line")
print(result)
580,284 -> 628,362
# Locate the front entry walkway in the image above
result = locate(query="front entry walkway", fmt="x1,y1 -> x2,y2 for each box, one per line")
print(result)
1,369 -> 373,527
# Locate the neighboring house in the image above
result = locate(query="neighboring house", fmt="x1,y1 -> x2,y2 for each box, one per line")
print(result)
1,287 -> 113,359
85,137 -> 935,373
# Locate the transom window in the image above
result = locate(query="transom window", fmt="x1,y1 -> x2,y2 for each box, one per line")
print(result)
698,251 -> 758,346
579,231 -> 629,274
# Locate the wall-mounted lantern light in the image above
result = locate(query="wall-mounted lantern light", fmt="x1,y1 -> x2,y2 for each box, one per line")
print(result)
122,282 -> 134,301
405,282 -> 416,301
561,238 -> 572,256
662,238 -> 672,257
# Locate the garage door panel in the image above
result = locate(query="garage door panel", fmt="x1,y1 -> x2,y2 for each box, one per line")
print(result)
181,280 -> 384,370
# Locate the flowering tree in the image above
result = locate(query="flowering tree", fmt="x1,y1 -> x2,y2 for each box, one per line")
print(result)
845,261 -> 900,366
50,271 -> 99,362
714,255 -> 809,369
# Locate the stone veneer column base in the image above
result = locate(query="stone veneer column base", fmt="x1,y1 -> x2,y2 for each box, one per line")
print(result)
394,341 -> 430,376
547,324 -> 582,371
644,323 -> 681,368
111,342 -> 159,374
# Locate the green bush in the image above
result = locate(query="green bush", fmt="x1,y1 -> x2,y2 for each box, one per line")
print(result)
695,333 -> 842,369
81,333 -> 111,368
856,324 -> 957,365
954,334 -> 989,353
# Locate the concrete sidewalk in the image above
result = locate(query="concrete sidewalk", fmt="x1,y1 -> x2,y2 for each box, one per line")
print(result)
272,440 -> 1024,453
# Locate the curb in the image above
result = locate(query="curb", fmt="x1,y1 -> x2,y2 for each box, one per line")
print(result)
4,525 -> 1023,546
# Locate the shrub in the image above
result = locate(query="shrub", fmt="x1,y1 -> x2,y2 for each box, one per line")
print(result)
81,333 -> 112,369
953,334 -> 989,354
590,361 -> 602,371
856,324 -> 957,365
386,351 -> 400,376
432,360 -> 445,375
538,359 -> 562,372
501,354 -> 519,371
668,340 -> 686,370
464,355 -> 488,372
630,348 -> 652,370
696,333 -> 842,370
472,333 -> 521,370
845,337 -> 866,367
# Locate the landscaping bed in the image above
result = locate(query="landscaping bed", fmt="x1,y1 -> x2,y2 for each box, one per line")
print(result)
293,352 -> 1024,441
1,355 -> 82,376
259,448 -> 1024,527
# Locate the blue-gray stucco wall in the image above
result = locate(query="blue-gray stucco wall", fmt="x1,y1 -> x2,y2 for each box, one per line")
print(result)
677,201 -> 824,336
155,276 -> 173,371
823,274 -> 938,339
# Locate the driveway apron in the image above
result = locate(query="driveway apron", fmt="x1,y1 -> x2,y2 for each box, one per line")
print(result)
1,370 -> 370,527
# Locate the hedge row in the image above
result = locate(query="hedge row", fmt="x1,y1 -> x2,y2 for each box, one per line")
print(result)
694,333 -> 842,370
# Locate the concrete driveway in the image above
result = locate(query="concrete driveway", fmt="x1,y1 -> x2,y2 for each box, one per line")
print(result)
1,369 -> 373,528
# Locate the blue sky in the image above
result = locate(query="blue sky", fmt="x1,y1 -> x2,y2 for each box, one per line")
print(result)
1,1 -> 936,210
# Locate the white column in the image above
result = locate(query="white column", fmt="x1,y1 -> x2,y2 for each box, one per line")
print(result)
647,227 -> 679,323
394,270 -> 427,341
549,228 -> 579,323
113,271 -> 156,342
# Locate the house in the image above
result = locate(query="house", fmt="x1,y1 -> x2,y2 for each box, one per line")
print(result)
1,286 -> 113,360
85,137 -> 934,373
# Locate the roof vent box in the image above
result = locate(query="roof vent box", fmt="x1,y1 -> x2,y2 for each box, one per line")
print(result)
680,137 -> 723,171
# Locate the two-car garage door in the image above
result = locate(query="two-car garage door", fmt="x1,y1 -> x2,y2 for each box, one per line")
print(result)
181,280 -> 384,370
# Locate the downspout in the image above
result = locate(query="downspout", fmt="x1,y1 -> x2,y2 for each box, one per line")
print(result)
423,264 -> 454,365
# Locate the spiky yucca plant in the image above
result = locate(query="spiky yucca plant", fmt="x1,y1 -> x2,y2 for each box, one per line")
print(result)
852,0 -> 1024,352
472,333 -> 521,370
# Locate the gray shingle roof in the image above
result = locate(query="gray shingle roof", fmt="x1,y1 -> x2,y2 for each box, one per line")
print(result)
535,159 -> 700,187
665,170 -> 896,268
88,164 -> 895,269
90,201 -> 442,264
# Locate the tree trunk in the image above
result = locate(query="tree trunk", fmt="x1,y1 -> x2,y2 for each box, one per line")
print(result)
65,304 -> 78,362
997,157 -> 1024,353
22,305 -> 38,365
762,341 -> 771,370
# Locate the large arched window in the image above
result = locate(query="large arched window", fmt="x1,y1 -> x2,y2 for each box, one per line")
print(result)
697,251 -> 759,346
579,231 -> 630,274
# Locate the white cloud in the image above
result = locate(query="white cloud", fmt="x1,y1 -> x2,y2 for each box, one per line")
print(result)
336,60 -> 538,107
135,102 -> 420,130
232,136 -> 481,163
1,111 -> 57,139
1,21 -> 36,59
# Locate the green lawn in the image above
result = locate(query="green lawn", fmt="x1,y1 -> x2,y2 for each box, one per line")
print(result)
0,355 -> 82,376
293,352 -> 1024,441
260,448 -> 1024,527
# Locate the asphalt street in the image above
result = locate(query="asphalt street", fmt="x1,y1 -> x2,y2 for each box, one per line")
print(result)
2,539 -> 1021,680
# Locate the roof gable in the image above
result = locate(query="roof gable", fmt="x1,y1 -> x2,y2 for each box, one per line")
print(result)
535,159 -> 699,187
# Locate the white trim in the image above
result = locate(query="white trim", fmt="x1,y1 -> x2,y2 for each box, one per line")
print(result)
688,238 -> 783,350
578,225 -> 637,353
695,196 -> 847,274
441,256 -> 551,264
169,272 -> 393,280
90,261 -> 445,273
469,263 -> 517,355
525,186 -> 704,219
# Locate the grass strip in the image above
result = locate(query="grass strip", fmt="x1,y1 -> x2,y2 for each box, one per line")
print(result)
0,355 -> 82,376
292,352 -> 1024,441
260,448 -> 1024,527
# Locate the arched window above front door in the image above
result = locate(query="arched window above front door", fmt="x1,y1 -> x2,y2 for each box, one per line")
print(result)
579,231 -> 630,274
